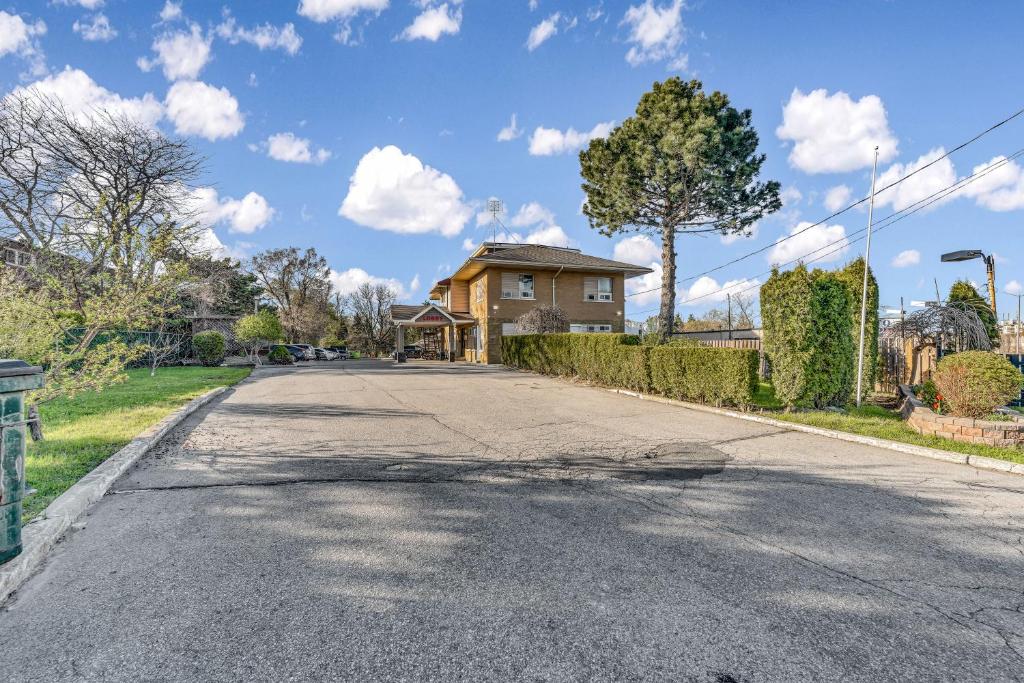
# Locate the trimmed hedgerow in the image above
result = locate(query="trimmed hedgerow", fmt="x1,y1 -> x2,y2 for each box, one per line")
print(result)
503,333 -> 649,390
502,333 -> 757,404
649,346 -> 759,406
761,264 -> 854,409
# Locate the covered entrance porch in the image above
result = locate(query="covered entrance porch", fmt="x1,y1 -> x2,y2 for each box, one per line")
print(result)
389,304 -> 479,363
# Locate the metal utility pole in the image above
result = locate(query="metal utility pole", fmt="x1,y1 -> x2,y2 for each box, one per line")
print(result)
856,146 -> 880,407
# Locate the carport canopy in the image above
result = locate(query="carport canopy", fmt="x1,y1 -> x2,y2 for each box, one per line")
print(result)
389,304 -> 476,362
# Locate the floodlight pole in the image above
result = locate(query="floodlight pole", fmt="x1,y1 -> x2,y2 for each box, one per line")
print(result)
856,146 -> 880,407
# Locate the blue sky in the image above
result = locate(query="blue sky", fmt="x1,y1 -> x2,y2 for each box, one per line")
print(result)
3,0 -> 1024,321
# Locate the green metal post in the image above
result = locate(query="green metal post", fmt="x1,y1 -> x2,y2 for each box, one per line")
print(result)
0,360 -> 44,565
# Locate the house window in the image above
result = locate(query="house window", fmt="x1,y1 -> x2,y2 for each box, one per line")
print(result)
500,273 -> 534,300
584,277 -> 613,302
570,324 -> 613,333
475,280 -> 484,302
3,247 -> 32,268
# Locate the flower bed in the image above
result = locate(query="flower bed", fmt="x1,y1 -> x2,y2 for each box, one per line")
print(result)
898,384 -> 1024,448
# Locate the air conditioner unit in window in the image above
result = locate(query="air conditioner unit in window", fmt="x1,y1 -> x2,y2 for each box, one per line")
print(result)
503,290 -> 514,298
598,293 -> 612,301
586,293 -> 596,301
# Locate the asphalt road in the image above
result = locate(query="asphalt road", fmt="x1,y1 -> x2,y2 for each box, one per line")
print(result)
2,360 -> 1023,681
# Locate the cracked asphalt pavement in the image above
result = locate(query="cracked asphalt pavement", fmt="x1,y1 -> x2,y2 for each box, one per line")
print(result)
2,360 -> 1023,681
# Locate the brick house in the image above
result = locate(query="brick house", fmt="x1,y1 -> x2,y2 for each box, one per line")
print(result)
389,242 -> 653,364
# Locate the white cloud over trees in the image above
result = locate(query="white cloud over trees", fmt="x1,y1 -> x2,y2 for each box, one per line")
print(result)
528,121 -> 614,156
776,88 -> 898,174
339,145 -> 472,237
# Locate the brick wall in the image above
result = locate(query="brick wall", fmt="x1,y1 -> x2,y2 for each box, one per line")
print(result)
898,385 -> 1024,448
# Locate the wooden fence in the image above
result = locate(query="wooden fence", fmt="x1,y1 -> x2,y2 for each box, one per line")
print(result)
692,338 -> 768,378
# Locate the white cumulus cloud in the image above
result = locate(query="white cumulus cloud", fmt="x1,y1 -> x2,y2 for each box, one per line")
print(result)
776,88 -> 898,174
399,2 -> 462,41
621,0 -> 686,68
891,249 -> 920,268
960,155 -> 1024,212
0,11 -> 46,76
874,147 -> 956,212
55,0 -> 104,8
159,1 -> 182,22
497,113 -> 522,142
297,0 -> 389,43
824,184 -> 852,212
768,221 -> 849,267
165,80 -> 245,140
15,67 -> 163,127
339,145 -> 472,237
1005,280 -> 1023,297
625,262 -> 663,306
613,235 -> 661,265
683,275 -> 761,305
216,12 -> 303,54
330,267 -> 409,298
526,12 -> 561,50
189,187 -> 275,234
73,13 -> 117,42
262,132 -> 331,164
138,23 -> 212,81
528,120 -> 614,156
464,201 -> 573,250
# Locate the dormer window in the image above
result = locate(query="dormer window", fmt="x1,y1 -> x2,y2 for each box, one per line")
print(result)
584,277 -> 613,302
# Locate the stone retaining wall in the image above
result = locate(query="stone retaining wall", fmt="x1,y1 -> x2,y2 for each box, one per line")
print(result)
897,384 -> 1024,448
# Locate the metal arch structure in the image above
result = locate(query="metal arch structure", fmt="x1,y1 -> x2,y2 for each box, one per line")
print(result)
884,301 -> 993,352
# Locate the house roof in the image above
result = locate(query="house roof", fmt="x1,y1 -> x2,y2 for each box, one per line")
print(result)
390,304 -> 475,323
429,242 -> 653,297
471,244 -> 652,273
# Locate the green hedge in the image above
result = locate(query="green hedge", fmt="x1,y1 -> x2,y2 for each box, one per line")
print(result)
761,264 -> 855,409
502,333 -> 757,405
650,346 -> 759,406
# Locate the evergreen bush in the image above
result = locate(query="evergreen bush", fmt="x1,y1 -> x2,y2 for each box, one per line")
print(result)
193,331 -> 226,367
649,346 -> 758,406
267,345 -> 292,365
502,333 -> 756,403
761,264 -> 855,408
933,351 -> 1024,418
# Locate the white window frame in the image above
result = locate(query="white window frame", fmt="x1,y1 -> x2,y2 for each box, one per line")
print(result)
583,276 -> 613,302
500,273 -> 535,300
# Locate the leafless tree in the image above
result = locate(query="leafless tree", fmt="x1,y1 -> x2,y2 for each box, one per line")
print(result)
517,305 -> 570,334
0,90 -> 204,279
248,247 -> 333,342
346,282 -> 397,355
732,292 -> 757,328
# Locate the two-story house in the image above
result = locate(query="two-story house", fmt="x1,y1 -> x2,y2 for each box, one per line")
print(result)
389,242 -> 653,364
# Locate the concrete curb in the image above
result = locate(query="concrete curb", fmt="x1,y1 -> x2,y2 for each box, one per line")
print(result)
0,386 -> 229,606
606,388 -> 1024,476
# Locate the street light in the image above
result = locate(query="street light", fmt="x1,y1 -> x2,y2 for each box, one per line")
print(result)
940,249 -> 997,319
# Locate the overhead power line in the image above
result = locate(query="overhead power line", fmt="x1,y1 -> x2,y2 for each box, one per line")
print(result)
629,146 -> 1024,319
625,104 -> 1024,301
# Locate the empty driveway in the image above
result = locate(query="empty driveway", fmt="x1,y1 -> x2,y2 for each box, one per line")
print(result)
2,360 -> 1023,681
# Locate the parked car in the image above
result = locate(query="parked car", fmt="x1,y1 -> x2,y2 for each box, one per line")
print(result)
404,345 -> 423,359
314,347 -> 339,361
326,345 -> 349,360
290,344 -> 317,360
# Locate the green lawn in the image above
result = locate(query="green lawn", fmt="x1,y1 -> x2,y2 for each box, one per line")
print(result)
749,382 -> 1024,465
23,366 -> 250,521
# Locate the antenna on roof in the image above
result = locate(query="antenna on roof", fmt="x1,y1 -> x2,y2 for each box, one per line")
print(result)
487,199 -> 503,243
